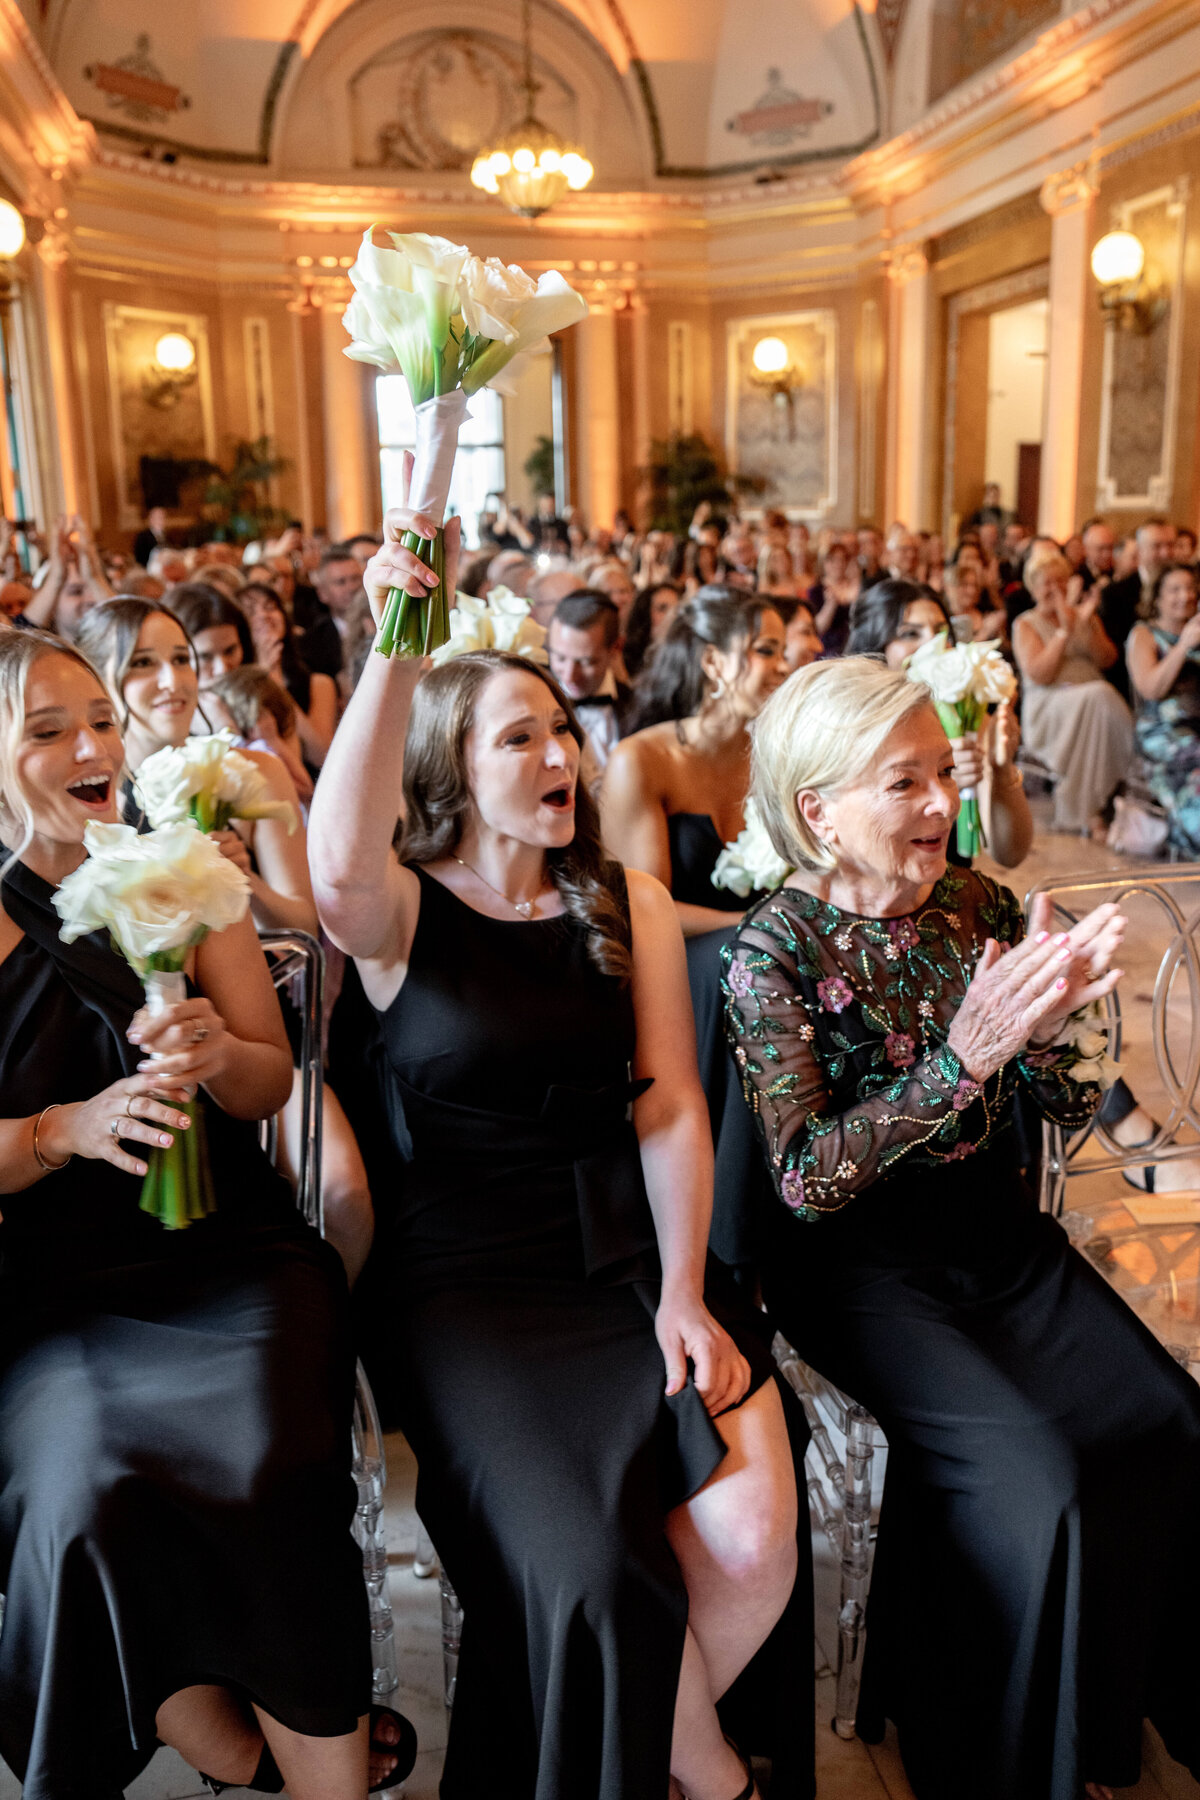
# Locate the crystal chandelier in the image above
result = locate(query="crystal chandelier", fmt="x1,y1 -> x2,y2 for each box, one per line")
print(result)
470,0 -> 594,218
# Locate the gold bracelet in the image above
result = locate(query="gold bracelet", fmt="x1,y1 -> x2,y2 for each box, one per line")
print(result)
32,1104 -> 71,1172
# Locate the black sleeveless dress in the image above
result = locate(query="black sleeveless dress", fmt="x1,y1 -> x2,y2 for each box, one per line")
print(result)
373,866 -> 785,1800
0,859 -> 369,1796
667,814 -> 777,1283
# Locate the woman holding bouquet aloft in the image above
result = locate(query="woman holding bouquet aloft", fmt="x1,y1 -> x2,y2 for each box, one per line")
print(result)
309,483 -> 804,1800
0,631 -> 411,1795
77,597 -> 373,1283
724,657 -> 1200,1800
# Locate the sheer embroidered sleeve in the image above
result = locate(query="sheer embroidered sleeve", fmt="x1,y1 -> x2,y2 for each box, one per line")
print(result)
722,901 -> 981,1222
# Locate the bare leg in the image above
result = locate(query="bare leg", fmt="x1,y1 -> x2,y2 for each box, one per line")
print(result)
278,1077 -> 374,1283
156,1685 -> 262,1784
666,1381 -> 798,1800
253,1705 -> 369,1799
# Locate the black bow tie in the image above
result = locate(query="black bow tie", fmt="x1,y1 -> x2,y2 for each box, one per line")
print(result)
577,693 -> 618,708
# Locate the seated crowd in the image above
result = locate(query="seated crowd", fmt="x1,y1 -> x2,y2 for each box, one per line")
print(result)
1,478 -> 1200,1800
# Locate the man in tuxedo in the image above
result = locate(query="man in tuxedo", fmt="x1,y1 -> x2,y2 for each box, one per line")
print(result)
133,506 -> 168,569
546,592 -> 630,777
1100,516 -> 1176,698
1077,517 -> 1115,596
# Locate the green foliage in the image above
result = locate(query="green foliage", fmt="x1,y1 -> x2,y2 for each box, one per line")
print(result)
200,437 -> 291,544
523,434 -> 556,497
639,433 -> 764,535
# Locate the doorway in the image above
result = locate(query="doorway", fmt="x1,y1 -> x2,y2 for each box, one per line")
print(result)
942,270 -> 1049,540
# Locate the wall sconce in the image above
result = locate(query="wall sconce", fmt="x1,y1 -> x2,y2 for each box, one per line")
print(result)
0,199 -> 27,311
142,330 -> 198,409
1090,231 -> 1165,335
750,335 -> 804,440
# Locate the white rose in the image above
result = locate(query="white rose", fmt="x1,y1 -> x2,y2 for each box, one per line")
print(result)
713,802 -> 791,897
961,639 -> 1018,705
459,254 -> 539,344
54,820 -> 249,971
461,267 -> 588,396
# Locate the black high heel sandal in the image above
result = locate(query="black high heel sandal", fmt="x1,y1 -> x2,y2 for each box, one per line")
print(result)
722,1735 -> 759,1800
201,1743 -> 284,1794
1119,1118 -> 1162,1193
369,1704 -> 418,1792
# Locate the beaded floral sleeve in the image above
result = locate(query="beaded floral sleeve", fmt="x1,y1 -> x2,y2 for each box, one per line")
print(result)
721,868 -> 1100,1223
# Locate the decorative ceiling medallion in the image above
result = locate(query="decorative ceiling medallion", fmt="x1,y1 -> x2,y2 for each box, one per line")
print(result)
727,69 -> 833,150
84,35 -> 190,125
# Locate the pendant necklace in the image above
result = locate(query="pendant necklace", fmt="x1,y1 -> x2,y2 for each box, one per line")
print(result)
455,854 -> 548,919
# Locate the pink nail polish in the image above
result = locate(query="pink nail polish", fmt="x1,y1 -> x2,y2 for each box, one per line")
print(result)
1053,932 -> 1069,945
1035,931 -> 1049,944
1055,977 -> 1067,990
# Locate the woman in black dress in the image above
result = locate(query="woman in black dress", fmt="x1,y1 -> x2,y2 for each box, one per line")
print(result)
724,655 -> 1200,1800
0,631 -> 399,1794
602,591 -> 788,1285
309,496 -> 801,1800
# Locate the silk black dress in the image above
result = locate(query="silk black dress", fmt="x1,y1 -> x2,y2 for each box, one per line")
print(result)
371,865 -> 797,1800
0,859 -> 369,1799
724,867 -> 1200,1800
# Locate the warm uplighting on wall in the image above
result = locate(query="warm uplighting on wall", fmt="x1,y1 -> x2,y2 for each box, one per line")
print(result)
469,0 -> 593,217
143,331 -> 198,408
1090,229 -> 1163,335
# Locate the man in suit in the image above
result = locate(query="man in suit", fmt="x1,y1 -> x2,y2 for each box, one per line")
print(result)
1077,517 -> 1115,597
546,592 -> 630,780
1100,516 -> 1176,698
133,506 -> 168,569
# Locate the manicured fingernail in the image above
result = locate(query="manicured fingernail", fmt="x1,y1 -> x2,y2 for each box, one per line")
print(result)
177,1115 -> 190,1128
1035,931 -> 1049,944
159,1133 -> 171,1146
137,1060 -> 151,1071
1058,946 -> 1071,960
127,1030 -> 141,1044
1055,977 -> 1067,990
1053,932 -> 1069,945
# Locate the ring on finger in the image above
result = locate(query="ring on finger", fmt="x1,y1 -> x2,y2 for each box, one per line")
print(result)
191,1024 -> 209,1044
109,1117 -> 122,1138
123,1092 -> 136,1117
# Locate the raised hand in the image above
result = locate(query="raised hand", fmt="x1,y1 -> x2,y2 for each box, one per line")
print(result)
363,449 -> 462,626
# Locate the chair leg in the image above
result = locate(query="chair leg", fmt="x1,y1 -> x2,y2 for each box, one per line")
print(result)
438,1570 -> 463,1710
835,1404 -> 876,1738
352,1368 -> 399,1700
413,1522 -> 438,1580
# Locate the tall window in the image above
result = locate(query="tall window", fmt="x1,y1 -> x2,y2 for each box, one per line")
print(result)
376,378 -> 505,549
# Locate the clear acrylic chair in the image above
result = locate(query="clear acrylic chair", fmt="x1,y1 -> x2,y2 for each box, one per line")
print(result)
259,931 -> 400,1702
1025,865 -> 1200,1378
772,1333 -> 886,1738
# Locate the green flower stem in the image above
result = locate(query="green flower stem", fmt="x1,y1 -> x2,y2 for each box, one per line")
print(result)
375,527 -> 448,660
139,1096 -> 216,1231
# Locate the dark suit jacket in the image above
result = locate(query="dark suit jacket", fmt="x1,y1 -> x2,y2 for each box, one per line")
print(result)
1099,572 -> 1144,700
132,528 -> 162,568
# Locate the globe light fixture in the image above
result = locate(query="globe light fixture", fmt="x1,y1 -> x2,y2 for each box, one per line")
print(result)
752,336 -> 790,375
1090,230 -> 1145,287
470,0 -> 593,218
0,199 -> 27,261
154,331 -> 197,373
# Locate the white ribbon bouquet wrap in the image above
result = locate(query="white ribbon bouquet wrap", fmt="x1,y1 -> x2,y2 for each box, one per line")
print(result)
343,228 -> 588,659
905,631 -> 1017,858
53,820 -> 251,1229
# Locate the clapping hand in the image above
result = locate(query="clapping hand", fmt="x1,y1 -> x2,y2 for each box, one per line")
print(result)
948,897 -> 1124,1082
655,1289 -> 751,1417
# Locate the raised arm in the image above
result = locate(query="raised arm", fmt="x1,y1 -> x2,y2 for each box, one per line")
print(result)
307,465 -> 459,985
627,866 -> 748,1415
1127,616 -> 1200,701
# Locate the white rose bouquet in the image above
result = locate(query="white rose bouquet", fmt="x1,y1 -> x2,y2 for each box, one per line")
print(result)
712,800 -> 793,899
53,820 -> 251,1228
343,228 -> 588,659
429,586 -> 548,668
906,631 -> 1018,858
135,730 -> 296,835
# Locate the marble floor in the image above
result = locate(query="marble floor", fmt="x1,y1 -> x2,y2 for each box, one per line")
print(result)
3,810 -> 1200,1798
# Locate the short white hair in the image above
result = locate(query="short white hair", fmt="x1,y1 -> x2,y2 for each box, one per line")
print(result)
750,658 -> 937,873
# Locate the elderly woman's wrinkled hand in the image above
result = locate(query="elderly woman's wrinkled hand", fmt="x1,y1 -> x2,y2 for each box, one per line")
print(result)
947,899 -> 1124,1082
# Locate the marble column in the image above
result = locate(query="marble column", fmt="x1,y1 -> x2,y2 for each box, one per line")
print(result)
320,299 -> 375,540
32,223 -> 80,518
886,245 -> 932,529
1039,162 -> 1097,540
574,299 -> 620,530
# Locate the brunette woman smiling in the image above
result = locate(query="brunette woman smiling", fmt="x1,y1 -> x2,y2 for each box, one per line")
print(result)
0,630 -> 405,1796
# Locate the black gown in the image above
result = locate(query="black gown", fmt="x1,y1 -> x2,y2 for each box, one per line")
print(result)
372,865 -> 786,1800
724,867 -> 1200,1800
0,859 -> 369,1799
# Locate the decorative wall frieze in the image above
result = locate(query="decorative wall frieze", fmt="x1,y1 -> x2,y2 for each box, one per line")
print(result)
884,243 -> 928,284
1040,160 -> 1099,218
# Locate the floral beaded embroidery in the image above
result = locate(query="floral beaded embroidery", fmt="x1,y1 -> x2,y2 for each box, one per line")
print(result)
720,869 -> 1102,1223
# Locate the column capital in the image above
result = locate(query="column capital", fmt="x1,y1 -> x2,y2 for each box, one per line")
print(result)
885,243 -> 929,285
35,223 -> 70,271
1040,161 -> 1098,218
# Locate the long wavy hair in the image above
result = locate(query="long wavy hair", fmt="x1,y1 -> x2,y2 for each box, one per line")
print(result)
0,629 -> 114,878
624,586 -> 771,732
400,651 -> 632,983
74,597 -> 199,731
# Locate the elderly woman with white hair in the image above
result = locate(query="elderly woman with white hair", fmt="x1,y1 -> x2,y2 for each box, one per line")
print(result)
722,657 -> 1200,1800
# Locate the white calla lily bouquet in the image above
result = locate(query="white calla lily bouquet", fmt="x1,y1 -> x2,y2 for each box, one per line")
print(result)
343,228 -> 588,659
54,820 -> 251,1229
905,631 -> 1018,858
135,730 -> 296,836
429,586 -> 548,668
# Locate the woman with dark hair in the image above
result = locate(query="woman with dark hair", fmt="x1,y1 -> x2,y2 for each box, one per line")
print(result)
309,491 -> 804,1800
239,581 -> 339,770
623,580 -> 681,679
1126,563 -> 1200,857
167,582 -> 254,687
847,579 -> 1033,869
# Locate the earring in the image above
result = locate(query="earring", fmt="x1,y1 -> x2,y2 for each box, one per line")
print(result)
709,675 -> 726,701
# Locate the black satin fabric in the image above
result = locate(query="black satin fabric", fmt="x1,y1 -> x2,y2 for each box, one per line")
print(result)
372,866 -> 783,1800
0,858 -> 369,1797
